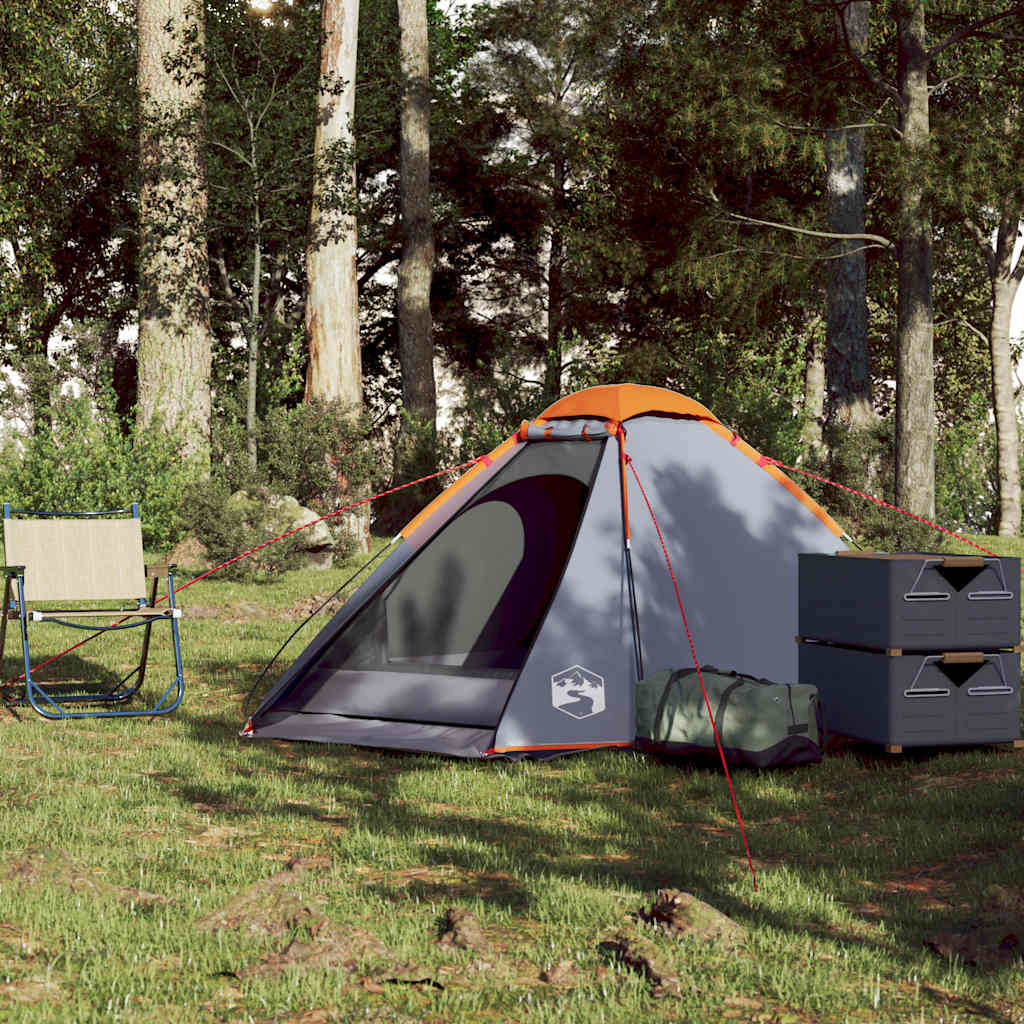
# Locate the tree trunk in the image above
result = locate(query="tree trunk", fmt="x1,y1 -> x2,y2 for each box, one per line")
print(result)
305,0 -> 361,413
247,215 -> 261,468
305,0 -> 367,551
989,212 -> 1023,536
825,0 -> 875,435
136,0 -> 212,463
894,3 -> 935,519
396,0 -> 437,470
800,326 -> 826,460
544,222 -> 565,405
543,155 -> 567,406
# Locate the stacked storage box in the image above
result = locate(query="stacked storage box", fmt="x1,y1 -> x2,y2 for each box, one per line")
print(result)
798,552 -> 1022,750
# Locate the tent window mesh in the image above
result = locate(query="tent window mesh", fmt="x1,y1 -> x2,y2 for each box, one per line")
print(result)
308,441 -> 602,678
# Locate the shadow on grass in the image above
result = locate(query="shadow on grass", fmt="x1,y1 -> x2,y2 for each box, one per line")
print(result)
151,701 -> 1024,1010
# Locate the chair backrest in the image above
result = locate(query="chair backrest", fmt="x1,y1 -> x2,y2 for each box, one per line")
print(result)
4,517 -> 146,602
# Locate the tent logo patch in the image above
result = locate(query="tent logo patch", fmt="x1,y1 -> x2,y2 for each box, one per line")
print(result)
551,665 -> 606,719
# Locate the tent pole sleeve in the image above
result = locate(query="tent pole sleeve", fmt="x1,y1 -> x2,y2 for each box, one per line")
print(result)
617,426 -> 644,681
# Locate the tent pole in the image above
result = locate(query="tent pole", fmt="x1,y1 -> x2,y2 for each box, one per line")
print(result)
616,427 -> 644,681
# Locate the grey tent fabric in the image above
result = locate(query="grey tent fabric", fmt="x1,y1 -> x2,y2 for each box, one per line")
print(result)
245,386 -> 847,759
624,417 -> 842,684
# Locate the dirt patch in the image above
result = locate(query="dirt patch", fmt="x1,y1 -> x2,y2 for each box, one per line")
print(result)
195,858 -> 333,938
539,959 -> 579,986
357,863 -> 522,904
0,849 -> 167,907
597,927 -> 681,998
924,884 -> 1024,967
291,594 -> 347,619
437,908 -> 487,951
637,888 -> 747,948
187,824 -> 256,848
0,974 -> 64,1005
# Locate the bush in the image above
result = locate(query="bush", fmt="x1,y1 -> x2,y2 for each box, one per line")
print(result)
185,399 -> 382,579
0,391 -> 199,551
207,398 -> 381,513
182,480 -> 332,581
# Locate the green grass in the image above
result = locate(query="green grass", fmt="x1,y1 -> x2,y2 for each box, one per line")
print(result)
1,543 -> 1024,1023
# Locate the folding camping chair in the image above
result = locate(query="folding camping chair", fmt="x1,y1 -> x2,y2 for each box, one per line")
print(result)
0,502 -> 184,719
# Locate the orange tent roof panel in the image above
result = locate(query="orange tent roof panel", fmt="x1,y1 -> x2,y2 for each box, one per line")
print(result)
539,384 -> 721,426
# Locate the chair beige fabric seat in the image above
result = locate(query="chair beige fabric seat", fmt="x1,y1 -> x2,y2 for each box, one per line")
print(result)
1,503 -> 185,719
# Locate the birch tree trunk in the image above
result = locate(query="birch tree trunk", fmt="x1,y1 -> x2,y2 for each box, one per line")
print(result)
895,2 -> 935,519
986,212 -> 1023,536
137,0 -> 212,462
826,0 -> 875,435
396,0 -> 437,468
305,0 -> 368,551
305,0 -> 361,412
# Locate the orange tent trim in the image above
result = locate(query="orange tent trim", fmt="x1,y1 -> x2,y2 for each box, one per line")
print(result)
538,383 -> 720,425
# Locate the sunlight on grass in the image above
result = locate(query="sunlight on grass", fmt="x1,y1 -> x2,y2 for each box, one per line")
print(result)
0,544 -> 1023,1021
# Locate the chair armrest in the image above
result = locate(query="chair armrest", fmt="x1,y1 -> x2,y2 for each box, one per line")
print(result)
145,563 -> 178,578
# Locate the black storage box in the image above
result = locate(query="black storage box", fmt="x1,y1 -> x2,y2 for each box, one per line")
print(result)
799,551 -> 1020,651
798,643 -> 1021,747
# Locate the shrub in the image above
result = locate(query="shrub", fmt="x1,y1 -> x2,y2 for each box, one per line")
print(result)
186,399 -> 382,579
0,391 -> 199,551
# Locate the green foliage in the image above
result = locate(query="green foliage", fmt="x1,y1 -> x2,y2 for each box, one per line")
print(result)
182,479 -> 323,581
208,398 -> 381,514
0,0 -> 137,364
184,400 -> 382,580
935,390 -> 999,536
0,391 -> 199,551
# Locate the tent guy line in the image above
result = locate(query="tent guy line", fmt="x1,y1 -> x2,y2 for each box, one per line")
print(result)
765,459 -> 1016,564
624,449 -> 757,891
11,417 -> 1011,692
7,457 -> 489,685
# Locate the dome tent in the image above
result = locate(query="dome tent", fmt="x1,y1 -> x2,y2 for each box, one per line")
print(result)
244,384 -> 847,758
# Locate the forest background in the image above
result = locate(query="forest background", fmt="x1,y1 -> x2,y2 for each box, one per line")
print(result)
3,0 -> 1024,567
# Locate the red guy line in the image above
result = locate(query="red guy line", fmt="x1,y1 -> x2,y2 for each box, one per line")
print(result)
625,453 -> 758,892
766,460 -> 1010,564
14,457 -> 487,682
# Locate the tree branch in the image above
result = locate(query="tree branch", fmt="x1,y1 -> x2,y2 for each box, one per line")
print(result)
704,243 -> 890,262
713,197 -> 895,251
927,5 -> 1024,61
936,316 -> 989,345
829,0 -> 899,102
775,119 -> 901,137
964,214 -> 998,277
209,138 -> 253,168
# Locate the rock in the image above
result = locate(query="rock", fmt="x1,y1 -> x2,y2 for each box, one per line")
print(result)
597,927 -> 682,997
638,888 -> 747,948
539,959 -> 578,986
227,491 -> 335,571
437,907 -> 488,951
165,533 -> 210,572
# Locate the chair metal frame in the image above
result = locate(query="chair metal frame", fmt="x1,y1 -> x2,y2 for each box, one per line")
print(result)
1,502 -> 184,719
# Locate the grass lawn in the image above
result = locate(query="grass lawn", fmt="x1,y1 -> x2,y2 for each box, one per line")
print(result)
0,537 -> 1023,1022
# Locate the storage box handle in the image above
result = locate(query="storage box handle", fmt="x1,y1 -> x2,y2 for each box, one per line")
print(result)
963,653 -> 1012,697
904,654 -> 950,697
904,560 -> 949,602
967,558 -> 1013,602
903,556 -> 1014,602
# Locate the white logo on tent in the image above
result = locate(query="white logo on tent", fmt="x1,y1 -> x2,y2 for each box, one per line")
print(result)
551,665 -> 606,719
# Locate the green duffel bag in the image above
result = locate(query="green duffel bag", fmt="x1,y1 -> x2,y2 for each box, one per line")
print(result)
635,665 -> 825,767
